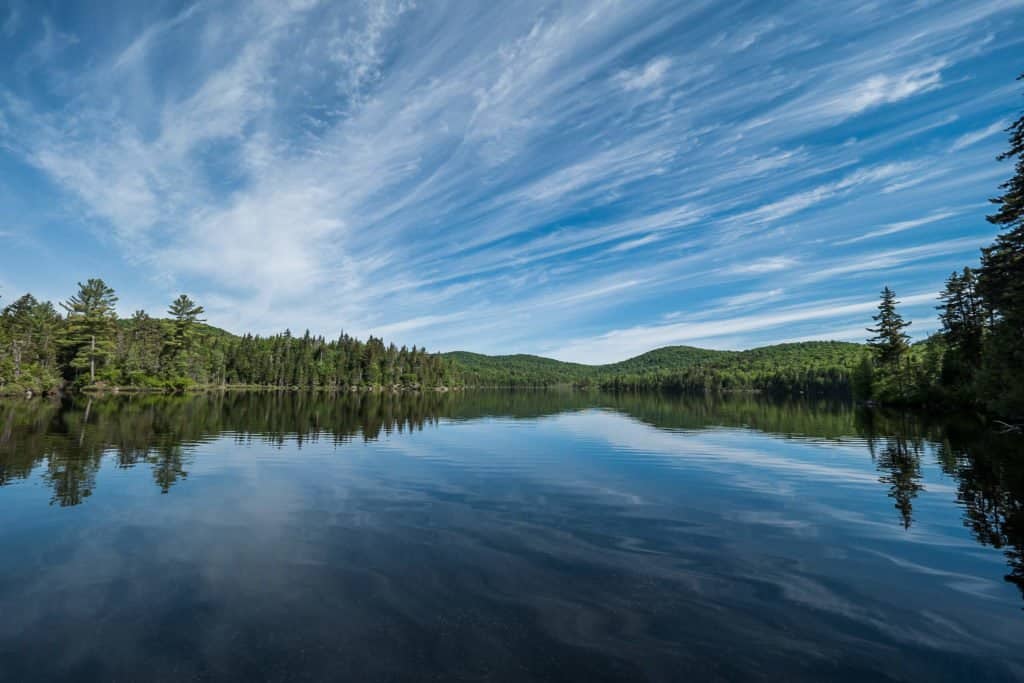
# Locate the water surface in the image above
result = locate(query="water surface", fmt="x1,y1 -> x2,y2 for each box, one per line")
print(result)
1,391 -> 1022,681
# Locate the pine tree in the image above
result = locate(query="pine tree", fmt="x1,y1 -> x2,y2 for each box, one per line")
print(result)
60,279 -> 119,383
1,294 -> 61,388
938,268 -> 984,354
936,267 -> 985,395
976,74 -> 1024,418
867,287 -> 912,402
978,73 -> 1024,328
867,287 -> 911,365
164,295 -> 206,378
126,310 -> 165,378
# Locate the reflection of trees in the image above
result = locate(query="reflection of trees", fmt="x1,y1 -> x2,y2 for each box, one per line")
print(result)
875,437 -> 924,530
2,391 -> 1024,605
45,448 -> 102,507
0,391 -> 471,505
859,412 -> 926,530
940,429 -> 1024,602
857,409 -> 1024,603
149,444 -> 188,494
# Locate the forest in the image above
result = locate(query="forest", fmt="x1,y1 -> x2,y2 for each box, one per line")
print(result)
0,283 -> 863,399
448,342 -> 865,397
0,284 -> 459,395
851,75 -> 1024,422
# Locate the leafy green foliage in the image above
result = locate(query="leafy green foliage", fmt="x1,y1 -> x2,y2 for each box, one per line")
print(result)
446,342 -> 866,397
596,342 -> 864,396
442,352 -> 593,386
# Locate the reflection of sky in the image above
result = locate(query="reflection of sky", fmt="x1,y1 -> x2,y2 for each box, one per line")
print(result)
0,408 -> 1022,680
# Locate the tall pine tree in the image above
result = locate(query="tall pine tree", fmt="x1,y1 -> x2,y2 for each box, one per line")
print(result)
936,267 -> 984,394
868,287 -> 911,365
867,287 -> 912,402
60,279 -> 119,383
164,295 -> 206,379
976,73 -> 1024,418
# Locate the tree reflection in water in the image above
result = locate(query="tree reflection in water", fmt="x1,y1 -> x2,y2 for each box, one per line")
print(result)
1,390 -> 1022,602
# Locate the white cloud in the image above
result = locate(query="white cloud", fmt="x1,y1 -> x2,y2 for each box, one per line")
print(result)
729,257 -> 797,275
615,56 -> 672,91
801,236 -> 985,284
835,210 -> 960,245
547,292 -> 940,364
730,163 -> 917,226
949,120 -> 1006,152
0,0 -> 1013,354
825,62 -> 945,117
718,288 -> 784,307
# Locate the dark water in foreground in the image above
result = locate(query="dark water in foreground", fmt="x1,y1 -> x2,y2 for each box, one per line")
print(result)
1,391 -> 1023,682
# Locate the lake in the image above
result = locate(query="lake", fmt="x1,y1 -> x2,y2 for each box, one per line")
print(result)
1,391 -> 1022,681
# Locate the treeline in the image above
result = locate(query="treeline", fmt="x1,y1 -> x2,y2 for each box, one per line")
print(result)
446,342 -> 865,396
596,342 -> 862,397
0,280 -> 460,395
442,351 -> 592,387
856,74 -> 1024,421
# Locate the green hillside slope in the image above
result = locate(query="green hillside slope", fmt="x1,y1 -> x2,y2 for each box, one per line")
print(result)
444,341 -> 866,396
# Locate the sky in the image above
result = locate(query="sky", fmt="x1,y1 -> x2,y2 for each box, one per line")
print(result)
0,0 -> 1021,363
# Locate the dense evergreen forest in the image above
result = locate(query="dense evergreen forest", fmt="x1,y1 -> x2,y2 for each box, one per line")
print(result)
0,282 -> 459,395
853,74 -> 1024,421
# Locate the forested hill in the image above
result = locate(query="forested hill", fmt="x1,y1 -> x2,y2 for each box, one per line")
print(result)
442,352 -> 594,386
444,341 -> 866,396
1,280 -> 866,398
0,277 -> 864,396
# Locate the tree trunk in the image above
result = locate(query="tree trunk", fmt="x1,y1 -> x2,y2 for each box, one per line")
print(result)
90,335 -> 96,383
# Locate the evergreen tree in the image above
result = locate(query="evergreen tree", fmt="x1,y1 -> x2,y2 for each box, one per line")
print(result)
867,287 -> 911,365
938,268 -> 984,356
60,279 -> 119,383
978,73 -> 1024,327
852,354 -> 875,401
0,294 -> 61,391
164,295 -> 206,378
976,74 -> 1024,418
936,268 -> 984,395
867,287 -> 912,402
125,310 -> 165,378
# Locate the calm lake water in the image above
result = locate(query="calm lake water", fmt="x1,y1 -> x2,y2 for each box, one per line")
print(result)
1,391 -> 1022,682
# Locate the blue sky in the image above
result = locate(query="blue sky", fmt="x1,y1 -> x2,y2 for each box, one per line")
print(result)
0,0 -> 1021,363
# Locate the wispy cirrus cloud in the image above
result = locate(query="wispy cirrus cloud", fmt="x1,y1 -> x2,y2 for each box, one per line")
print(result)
615,56 -> 672,92
0,0 -> 1017,360
949,119 -> 1008,152
835,210 -> 963,245
729,257 -> 797,275
547,292 -> 942,363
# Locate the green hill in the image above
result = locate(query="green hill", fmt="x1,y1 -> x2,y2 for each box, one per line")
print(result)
442,351 -> 593,386
601,345 -> 733,375
444,341 -> 867,396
